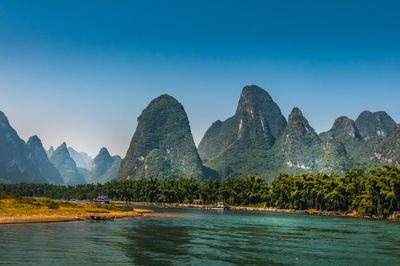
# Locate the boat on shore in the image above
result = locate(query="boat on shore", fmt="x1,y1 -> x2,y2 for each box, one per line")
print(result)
207,202 -> 230,210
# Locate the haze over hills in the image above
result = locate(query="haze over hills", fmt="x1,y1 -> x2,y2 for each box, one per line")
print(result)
0,111 -> 63,184
67,147 -> 93,170
49,142 -> 86,186
1,85 -> 400,184
0,109 -> 122,185
86,147 -> 121,184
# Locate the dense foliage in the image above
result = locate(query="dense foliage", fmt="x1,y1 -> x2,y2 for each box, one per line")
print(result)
2,166 -> 400,217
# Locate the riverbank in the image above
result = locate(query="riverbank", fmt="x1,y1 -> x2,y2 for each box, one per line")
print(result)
0,198 -> 153,224
110,201 -> 396,220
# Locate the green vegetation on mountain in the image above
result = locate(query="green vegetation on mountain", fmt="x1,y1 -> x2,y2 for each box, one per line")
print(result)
355,111 -> 396,140
118,94 -> 205,181
199,85 -> 287,161
49,142 -> 86,185
198,86 -> 398,180
1,87 -> 399,184
2,166 -> 400,217
374,125 -> 400,167
276,107 -> 322,171
199,85 -> 287,180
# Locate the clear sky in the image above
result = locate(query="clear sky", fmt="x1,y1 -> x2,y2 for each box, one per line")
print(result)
1,0 -> 399,157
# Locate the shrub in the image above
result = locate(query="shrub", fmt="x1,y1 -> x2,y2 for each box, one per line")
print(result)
120,205 -> 134,212
0,190 -> 8,199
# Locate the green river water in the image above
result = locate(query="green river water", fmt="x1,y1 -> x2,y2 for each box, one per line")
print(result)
0,205 -> 399,265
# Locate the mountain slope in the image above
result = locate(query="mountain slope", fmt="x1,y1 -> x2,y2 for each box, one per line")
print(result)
0,111 -> 48,184
355,111 -> 396,140
199,86 -> 288,180
85,147 -> 121,183
26,136 -> 64,184
67,147 -> 93,170
198,85 -> 287,161
49,143 -> 86,185
118,94 -> 204,180
277,107 -> 322,171
374,125 -> 400,167
46,146 -> 54,158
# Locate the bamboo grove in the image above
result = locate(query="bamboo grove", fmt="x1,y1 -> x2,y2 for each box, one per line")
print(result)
1,166 -> 400,217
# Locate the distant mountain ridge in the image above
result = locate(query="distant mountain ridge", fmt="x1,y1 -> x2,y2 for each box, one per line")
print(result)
67,147 -> 93,170
85,147 -> 121,184
0,110 -> 119,185
1,86 -> 400,184
49,143 -> 86,185
0,111 -> 63,184
198,85 -> 399,181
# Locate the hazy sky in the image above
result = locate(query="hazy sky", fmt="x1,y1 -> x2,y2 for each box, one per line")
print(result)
1,0 -> 399,157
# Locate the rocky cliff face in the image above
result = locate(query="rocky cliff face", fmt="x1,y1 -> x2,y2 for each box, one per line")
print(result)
50,142 -> 86,185
277,107 -> 321,171
198,85 -> 287,179
320,116 -> 362,141
198,85 -> 287,161
374,125 -> 400,167
118,94 -> 204,180
355,111 -> 396,140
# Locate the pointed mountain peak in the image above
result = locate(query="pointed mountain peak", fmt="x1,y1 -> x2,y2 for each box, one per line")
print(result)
59,142 -> 67,149
355,110 -> 396,140
52,142 -> 69,157
99,147 -> 109,154
330,116 -> 361,139
288,107 -> 304,121
235,85 -> 287,139
95,147 -> 111,159
284,107 -> 320,144
118,94 -> 204,180
236,85 -> 273,113
50,142 -> 85,185
46,146 -> 55,158
27,135 -> 42,146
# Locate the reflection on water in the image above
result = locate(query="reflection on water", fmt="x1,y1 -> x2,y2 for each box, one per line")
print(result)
1,206 -> 400,265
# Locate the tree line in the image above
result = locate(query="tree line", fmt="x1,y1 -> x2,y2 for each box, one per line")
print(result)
1,166 -> 399,217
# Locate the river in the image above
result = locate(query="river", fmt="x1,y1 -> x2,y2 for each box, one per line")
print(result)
1,205 -> 400,265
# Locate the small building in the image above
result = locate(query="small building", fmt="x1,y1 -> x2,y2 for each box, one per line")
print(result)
193,199 -> 203,205
94,196 -> 110,204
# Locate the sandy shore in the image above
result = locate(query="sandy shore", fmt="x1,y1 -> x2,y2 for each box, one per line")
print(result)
0,209 -> 153,224
0,197 -> 154,224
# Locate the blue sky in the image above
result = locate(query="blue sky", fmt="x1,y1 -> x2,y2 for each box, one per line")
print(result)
1,0 -> 399,157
